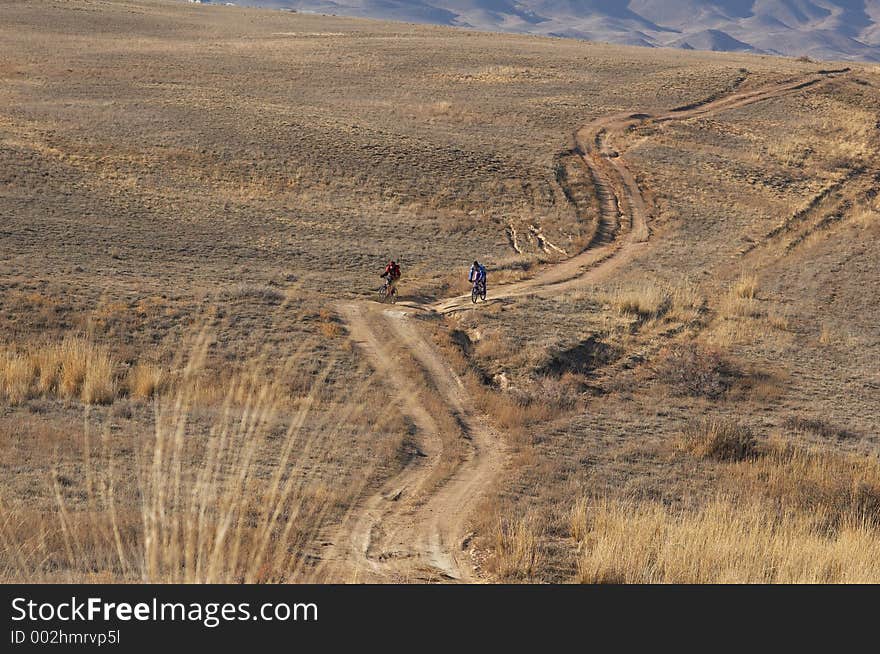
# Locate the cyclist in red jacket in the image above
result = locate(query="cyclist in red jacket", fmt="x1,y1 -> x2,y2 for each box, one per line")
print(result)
380,260 -> 401,297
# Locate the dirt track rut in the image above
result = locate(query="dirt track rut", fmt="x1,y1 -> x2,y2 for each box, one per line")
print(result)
319,69 -> 848,583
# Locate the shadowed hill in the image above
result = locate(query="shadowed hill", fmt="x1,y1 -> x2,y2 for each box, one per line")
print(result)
240,0 -> 880,61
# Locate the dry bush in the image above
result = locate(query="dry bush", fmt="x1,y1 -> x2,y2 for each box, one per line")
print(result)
575,497 -> 880,583
490,513 -> 543,580
654,341 -> 733,398
317,308 -> 343,339
676,417 -> 758,462
473,330 -> 515,361
532,373 -> 581,410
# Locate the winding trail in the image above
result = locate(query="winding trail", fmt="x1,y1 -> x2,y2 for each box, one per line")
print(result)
318,69 -> 849,583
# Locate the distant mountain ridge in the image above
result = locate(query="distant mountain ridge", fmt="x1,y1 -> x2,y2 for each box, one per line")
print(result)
232,0 -> 880,61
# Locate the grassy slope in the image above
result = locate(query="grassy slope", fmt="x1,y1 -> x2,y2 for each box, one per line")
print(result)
1,0 -> 878,581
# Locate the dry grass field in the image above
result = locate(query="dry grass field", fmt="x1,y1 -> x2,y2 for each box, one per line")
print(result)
1,0 -> 879,582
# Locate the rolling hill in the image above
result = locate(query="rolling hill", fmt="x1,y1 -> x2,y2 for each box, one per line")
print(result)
236,0 -> 880,61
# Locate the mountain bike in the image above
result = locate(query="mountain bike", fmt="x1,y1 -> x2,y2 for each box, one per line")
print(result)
379,280 -> 398,303
471,278 -> 486,303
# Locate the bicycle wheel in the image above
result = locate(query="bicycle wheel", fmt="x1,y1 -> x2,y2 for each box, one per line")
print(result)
471,286 -> 478,303
480,283 -> 486,301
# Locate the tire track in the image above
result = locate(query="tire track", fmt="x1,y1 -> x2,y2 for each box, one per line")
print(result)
321,69 -> 848,583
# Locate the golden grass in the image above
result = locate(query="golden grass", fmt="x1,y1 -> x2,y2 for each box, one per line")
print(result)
571,435 -> 880,583
0,330 -> 399,583
1,352 -> 33,405
731,438 -> 880,526
0,337 -> 118,405
609,280 -> 704,323
126,362 -> 167,400
490,513 -> 543,580
612,283 -> 669,319
574,496 -> 880,583
675,417 -> 758,462
732,273 -> 758,299
819,324 -> 836,345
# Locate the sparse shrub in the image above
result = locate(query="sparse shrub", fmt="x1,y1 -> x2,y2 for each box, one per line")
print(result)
533,373 -> 580,410
318,320 -> 342,338
676,417 -> 758,461
221,283 -> 284,304
654,342 -> 733,398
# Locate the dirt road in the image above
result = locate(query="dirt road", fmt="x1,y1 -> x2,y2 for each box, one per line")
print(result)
319,69 -> 849,583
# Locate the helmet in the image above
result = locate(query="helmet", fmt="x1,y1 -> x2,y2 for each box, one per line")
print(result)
473,260 -> 479,266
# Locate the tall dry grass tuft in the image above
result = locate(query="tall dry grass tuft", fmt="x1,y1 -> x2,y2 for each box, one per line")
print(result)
609,280 -> 704,323
1,329 -> 398,583
1,352 -> 33,405
613,283 -> 669,320
717,274 -> 763,321
138,332 -> 391,583
676,417 -> 758,462
127,362 -> 167,400
732,273 -> 758,299
0,337 -> 118,405
491,513 -> 543,580
81,349 -> 116,405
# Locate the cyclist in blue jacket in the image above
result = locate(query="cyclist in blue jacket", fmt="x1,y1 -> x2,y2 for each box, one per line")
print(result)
468,260 -> 487,295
